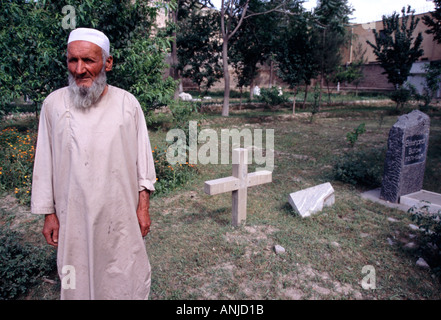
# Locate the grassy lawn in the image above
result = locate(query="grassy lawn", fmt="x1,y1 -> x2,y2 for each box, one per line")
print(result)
1,99 -> 441,300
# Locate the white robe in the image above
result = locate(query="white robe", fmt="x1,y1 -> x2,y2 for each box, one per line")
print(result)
31,85 -> 156,300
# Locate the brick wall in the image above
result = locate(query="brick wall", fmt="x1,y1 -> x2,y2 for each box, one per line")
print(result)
339,63 -> 395,92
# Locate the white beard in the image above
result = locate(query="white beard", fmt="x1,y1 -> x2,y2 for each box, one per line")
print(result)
68,68 -> 107,109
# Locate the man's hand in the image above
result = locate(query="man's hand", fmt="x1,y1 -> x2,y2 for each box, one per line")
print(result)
137,189 -> 151,237
43,213 -> 59,247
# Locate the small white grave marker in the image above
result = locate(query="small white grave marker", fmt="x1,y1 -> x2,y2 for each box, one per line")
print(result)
288,182 -> 335,218
204,148 -> 272,226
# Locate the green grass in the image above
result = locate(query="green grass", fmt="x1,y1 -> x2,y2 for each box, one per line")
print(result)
2,99 -> 441,300
145,102 -> 441,300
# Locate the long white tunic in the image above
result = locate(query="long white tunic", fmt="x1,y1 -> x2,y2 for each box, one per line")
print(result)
31,85 -> 156,300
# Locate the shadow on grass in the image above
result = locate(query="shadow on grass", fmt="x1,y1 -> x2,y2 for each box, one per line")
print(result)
178,205 -> 232,227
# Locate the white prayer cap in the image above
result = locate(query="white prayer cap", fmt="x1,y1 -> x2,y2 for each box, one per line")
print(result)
68,28 -> 110,55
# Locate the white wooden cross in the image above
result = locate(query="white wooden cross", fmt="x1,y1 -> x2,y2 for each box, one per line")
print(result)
204,148 -> 272,227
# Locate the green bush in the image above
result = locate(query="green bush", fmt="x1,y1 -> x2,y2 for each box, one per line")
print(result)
146,111 -> 174,131
390,86 -> 414,110
333,148 -> 385,187
0,226 -> 57,300
346,123 -> 366,147
0,127 -> 37,205
151,144 -> 198,196
410,204 -> 441,249
168,100 -> 204,135
258,87 -> 289,107
409,204 -> 441,277
149,101 -> 202,196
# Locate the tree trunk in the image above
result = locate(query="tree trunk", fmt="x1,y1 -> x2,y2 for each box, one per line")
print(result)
326,80 -> 332,105
292,88 -> 297,114
239,86 -> 243,109
302,84 -> 309,109
318,74 -> 323,112
249,78 -> 254,100
222,38 -> 230,117
269,58 -> 274,88
170,8 -> 180,101
318,28 -> 325,112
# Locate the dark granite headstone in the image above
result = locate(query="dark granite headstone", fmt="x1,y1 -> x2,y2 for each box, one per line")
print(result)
380,110 -> 430,203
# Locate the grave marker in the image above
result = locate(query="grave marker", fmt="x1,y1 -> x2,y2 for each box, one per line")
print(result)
288,182 -> 335,218
380,110 -> 430,203
204,148 -> 272,226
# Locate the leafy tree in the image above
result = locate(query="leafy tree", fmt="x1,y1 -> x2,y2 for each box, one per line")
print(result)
415,61 -> 441,110
421,1 -> 441,112
176,4 -> 223,94
0,1 -> 65,118
312,0 -> 353,108
367,6 -> 424,109
333,42 -> 367,96
348,42 -> 368,95
230,43 -> 260,103
218,0 -> 293,116
229,0 -> 279,101
321,30 -> 348,103
169,0 -> 215,98
273,9 -> 320,113
423,0 -> 441,44
0,0 -> 176,118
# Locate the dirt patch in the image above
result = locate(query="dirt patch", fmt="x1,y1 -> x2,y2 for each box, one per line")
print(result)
279,264 -> 364,299
224,225 -> 278,245
189,224 -> 364,300
0,194 -> 41,232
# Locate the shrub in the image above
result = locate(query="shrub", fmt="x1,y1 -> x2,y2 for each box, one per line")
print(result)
409,204 -> 441,277
333,148 -> 385,187
0,127 -> 37,205
146,111 -> 174,131
168,100 -> 204,135
258,87 -> 289,107
149,101 -> 202,196
0,226 -> 57,300
346,123 -> 366,147
151,145 -> 198,196
410,204 -> 441,249
390,86 -> 414,110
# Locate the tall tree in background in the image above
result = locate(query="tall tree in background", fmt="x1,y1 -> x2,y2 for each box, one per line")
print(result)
423,0 -> 441,44
219,0 -> 291,116
0,0 -> 176,117
332,42 -> 367,96
313,0 -> 353,107
422,1 -> 441,106
367,6 -> 424,109
348,42 -> 368,95
169,0 -> 215,98
0,1 -> 65,116
177,6 -> 222,94
273,8 -> 320,114
229,0 -> 278,101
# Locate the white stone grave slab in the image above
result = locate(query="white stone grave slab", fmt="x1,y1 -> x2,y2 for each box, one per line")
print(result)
288,182 -> 335,218
400,190 -> 441,214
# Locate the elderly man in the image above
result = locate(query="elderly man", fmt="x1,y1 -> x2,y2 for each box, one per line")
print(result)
31,28 -> 156,300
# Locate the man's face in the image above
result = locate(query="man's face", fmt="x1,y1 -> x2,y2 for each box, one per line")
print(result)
67,41 -> 112,88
